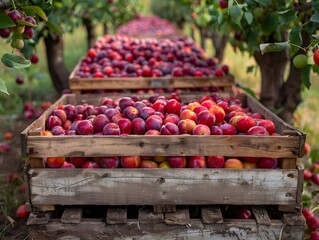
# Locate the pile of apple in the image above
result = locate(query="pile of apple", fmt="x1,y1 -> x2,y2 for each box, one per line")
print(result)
117,15 -> 177,37
75,35 -> 229,79
43,92 -> 278,169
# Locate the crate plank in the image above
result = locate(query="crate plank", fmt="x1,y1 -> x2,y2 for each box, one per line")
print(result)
139,208 -> 164,224
153,205 -> 176,213
28,168 -> 298,206
201,206 -> 223,224
27,211 -> 51,226
251,207 -> 271,225
61,207 -> 83,224
164,207 -> 190,225
106,206 -> 127,224
68,75 -> 235,91
24,135 -> 302,158
27,219 -> 304,240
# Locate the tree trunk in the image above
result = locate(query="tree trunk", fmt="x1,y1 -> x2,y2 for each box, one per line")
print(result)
276,31 -> 311,123
44,36 -> 69,93
211,32 -> 228,62
254,50 -> 289,110
83,18 -> 96,50
103,23 -> 108,35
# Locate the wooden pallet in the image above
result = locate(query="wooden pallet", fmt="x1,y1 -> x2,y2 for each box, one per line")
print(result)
68,60 -> 235,94
27,205 -> 305,240
21,92 -> 305,213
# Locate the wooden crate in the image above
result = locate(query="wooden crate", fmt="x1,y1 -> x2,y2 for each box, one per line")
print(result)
21,92 -> 305,212
68,60 -> 235,94
27,205 -> 305,240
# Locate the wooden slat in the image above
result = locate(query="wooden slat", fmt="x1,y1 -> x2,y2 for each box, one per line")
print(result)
164,207 -> 190,225
25,135 -> 302,158
106,206 -> 127,224
153,205 -> 176,213
251,207 -> 271,225
21,94 -> 70,157
280,158 -> 297,169
201,206 -> 223,224
28,168 -> 298,206
68,75 -> 235,91
61,207 -> 83,224
139,208 -> 164,224
27,218 -> 304,240
27,211 -> 51,226
282,213 -> 305,226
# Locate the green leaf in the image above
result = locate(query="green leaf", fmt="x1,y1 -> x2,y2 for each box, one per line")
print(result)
310,12 -> 319,23
244,12 -> 253,25
229,5 -> 243,25
240,86 -> 258,100
16,20 -> 37,28
289,27 -> 302,56
45,21 -> 63,36
312,64 -> 319,74
259,42 -> 289,55
301,65 -> 312,89
1,53 -> 31,69
246,65 -> 254,73
261,14 -> 278,35
24,6 -> 48,21
0,78 -> 9,95
0,13 -> 16,29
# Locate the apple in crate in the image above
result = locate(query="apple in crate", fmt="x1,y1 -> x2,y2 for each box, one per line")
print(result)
61,162 -> 76,168
82,161 -> 100,168
167,156 -> 186,168
140,160 -> 158,168
121,156 -> 141,168
256,158 -> 277,169
159,161 -> 171,168
188,156 -> 207,168
70,157 -> 88,168
100,157 -> 120,168
47,157 -> 65,168
207,156 -> 225,168
224,159 -> 244,169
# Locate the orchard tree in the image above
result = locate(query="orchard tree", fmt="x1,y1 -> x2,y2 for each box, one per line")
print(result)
0,0 -> 59,94
212,0 -> 319,123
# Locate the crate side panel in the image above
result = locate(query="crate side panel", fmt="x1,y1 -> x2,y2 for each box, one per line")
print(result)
29,168 -> 298,206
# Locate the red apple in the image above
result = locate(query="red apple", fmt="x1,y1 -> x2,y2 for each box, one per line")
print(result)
167,156 -> 187,168
207,156 -> 225,168
188,156 -> 207,168
256,119 -> 276,135
16,204 -> 30,219
100,157 -> 120,168
121,156 -> 141,168
47,157 -> 65,168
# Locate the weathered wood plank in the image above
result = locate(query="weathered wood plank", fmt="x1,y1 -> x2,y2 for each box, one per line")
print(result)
201,206 -> 223,224
25,135 -> 302,158
69,74 -> 235,90
28,168 -> 299,206
106,206 -> 127,224
61,207 -> 83,224
282,213 -> 305,226
251,207 -> 271,225
27,211 -> 51,226
139,208 -> 164,224
164,207 -> 190,225
153,205 -> 176,213
281,158 -> 297,169
27,219 -> 304,240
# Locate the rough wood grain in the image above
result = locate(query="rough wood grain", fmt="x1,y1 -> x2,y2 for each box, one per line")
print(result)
164,207 -> 190,225
139,208 -> 164,224
28,168 -> 299,206
27,218 -> 304,240
153,205 -> 176,213
282,213 -> 305,226
106,206 -> 127,224
61,207 -> 83,224
251,207 -> 271,225
201,206 -> 223,224
25,135 -> 302,158
27,211 -> 51,226
68,73 -> 235,91
281,158 -> 297,169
